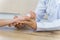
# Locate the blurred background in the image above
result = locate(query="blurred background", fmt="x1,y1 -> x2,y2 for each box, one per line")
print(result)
0,0 -> 38,14
0,0 -> 38,19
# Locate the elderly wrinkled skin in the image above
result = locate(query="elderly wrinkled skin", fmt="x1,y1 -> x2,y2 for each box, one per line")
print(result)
14,11 -> 36,30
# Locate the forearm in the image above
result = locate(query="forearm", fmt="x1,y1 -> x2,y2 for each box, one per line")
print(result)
0,19 -> 13,26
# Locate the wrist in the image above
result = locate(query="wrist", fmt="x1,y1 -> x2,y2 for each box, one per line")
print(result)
28,21 -> 37,30
31,21 -> 37,30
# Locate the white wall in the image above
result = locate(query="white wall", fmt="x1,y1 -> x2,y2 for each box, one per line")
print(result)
0,0 -> 38,14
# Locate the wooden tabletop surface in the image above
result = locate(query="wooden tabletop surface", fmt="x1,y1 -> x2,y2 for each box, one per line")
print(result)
0,27 -> 60,40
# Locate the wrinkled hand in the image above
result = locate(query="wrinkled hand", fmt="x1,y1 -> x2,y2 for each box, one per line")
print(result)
14,11 -> 36,29
8,11 -> 36,29
8,16 -> 25,29
14,19 -> 37,30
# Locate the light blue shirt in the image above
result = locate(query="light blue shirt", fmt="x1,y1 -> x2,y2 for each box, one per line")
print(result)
35,0 -> 60,31
35,0 -> 60,21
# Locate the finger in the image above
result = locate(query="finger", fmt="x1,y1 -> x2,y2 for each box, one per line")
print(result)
8,23 -> 13,27
8,24 -> 11,27
12,22 -> 17,26
30,11 -> 36,20
14,20 -> 31,25
15,23 -> 23,29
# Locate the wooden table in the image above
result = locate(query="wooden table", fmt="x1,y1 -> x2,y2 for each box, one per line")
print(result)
0,27 -> 60,40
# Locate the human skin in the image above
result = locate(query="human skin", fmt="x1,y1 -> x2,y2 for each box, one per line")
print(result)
12,11 -> 37,30
0,19 -> 15,26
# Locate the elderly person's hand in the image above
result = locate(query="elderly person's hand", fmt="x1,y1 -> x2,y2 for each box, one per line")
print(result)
8,11 -> 36,29
8,16 -> 25,29
14,19 -> 37,30
14,11 -> 36,30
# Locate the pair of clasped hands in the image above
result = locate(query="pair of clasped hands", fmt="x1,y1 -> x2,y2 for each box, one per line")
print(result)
9,11 -> 36,30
